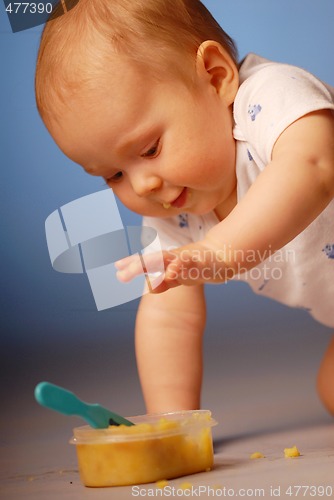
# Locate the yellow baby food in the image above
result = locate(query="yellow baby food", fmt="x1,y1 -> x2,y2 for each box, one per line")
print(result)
71,411 -> 216,487
250,452 -> 265,459
284,445 -> 301,458
180,482 -> 193,490
156,479 -> 169,489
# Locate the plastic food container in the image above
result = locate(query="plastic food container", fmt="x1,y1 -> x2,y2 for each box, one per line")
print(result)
70,410 -> 217,487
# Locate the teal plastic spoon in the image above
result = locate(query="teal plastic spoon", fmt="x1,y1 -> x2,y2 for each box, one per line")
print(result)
34,382 -> 134,428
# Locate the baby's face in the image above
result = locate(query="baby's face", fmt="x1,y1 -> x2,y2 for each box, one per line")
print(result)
50,59 -> 237,218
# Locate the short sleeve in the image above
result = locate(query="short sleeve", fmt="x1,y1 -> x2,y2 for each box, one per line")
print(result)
233,58 -> 334,167
142,214 -> 194,253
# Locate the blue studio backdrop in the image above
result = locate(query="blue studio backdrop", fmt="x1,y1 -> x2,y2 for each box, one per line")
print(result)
1,1 -> 333,407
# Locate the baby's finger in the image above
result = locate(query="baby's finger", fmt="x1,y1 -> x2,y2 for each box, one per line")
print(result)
115,249 -> 172,283
164,259 -> 182,281
141,250 -> 168,276
148,275 -> 180,294
116,258 -> 145,282
114,253 -> 139,270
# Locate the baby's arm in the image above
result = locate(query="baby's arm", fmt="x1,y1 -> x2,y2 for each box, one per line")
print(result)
117,109 -> 334,289
204,109 -> 334,271
135,284 -> 206,412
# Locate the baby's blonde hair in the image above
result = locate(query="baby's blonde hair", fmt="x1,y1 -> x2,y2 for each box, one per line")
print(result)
35,0 -> 238,124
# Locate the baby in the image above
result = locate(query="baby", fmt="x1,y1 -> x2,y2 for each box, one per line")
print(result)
35,0 -> 334,415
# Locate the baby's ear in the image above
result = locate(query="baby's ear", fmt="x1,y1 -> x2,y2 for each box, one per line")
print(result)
196,41 -> 238,105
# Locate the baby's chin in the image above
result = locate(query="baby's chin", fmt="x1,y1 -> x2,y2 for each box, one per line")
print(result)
137,207 -> 215,219
127,197 -> 218,218
128,205 -> 174,218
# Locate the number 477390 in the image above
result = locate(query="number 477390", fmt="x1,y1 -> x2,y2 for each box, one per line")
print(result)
285,485 -> 333,497
5,3 -> 53,14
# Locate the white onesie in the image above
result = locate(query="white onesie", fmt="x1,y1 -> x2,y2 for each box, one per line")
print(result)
143,54 -> 334,328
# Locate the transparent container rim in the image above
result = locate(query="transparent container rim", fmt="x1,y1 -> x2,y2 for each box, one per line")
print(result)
70,409 -> 217,445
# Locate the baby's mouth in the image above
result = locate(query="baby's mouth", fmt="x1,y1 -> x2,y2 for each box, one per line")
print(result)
161,188 -> 188,210
171,188 -> 188,208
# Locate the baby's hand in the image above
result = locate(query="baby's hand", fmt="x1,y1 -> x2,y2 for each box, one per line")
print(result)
115,240 -> 233,293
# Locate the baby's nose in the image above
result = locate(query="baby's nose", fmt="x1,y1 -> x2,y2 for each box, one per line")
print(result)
130,171 -> 162,197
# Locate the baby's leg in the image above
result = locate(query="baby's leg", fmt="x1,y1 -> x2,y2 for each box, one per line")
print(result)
135,285 -> 206,413
317,334 -> 334,415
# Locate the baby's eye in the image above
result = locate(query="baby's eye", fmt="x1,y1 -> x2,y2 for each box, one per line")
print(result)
106,171 -> 123,183
141,139 -> 160,158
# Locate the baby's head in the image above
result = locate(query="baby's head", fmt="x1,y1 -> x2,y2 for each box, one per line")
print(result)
36,0 -> 239,217
36,0 -> 237,122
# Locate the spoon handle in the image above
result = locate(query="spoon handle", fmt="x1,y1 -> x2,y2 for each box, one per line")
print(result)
35,382 -> 88,417
34,382 -> 134,428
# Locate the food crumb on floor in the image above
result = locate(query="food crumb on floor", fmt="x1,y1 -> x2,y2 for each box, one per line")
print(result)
156,479 -> 169,488
250,452 -> 265,459
284,445 -> 301,458
180,482 -> 192,490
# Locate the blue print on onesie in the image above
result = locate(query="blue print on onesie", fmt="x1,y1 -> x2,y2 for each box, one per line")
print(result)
322,244 -> 334,259
178,214 -> 189,228
248,104 -> 262,121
